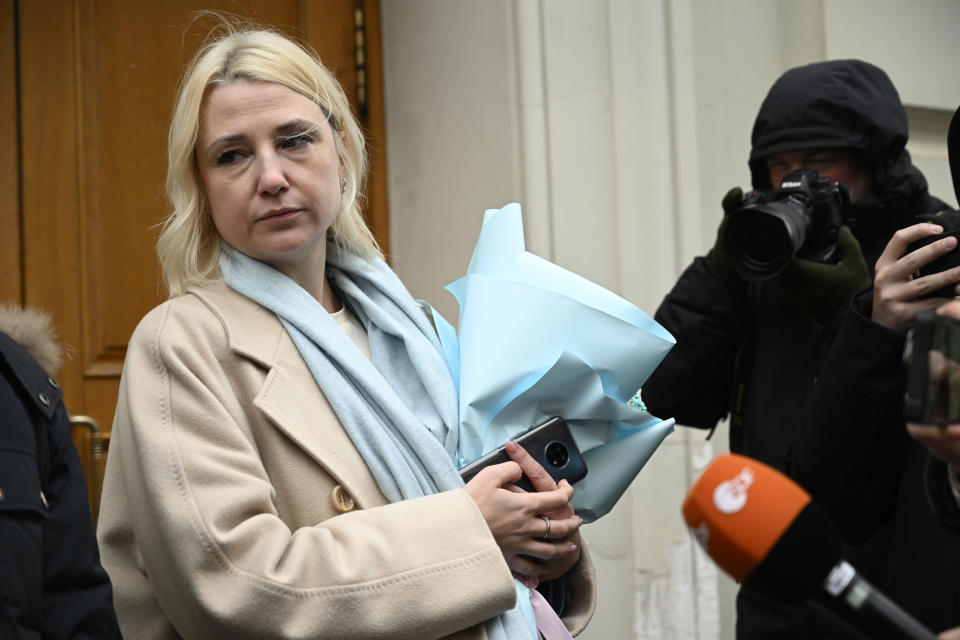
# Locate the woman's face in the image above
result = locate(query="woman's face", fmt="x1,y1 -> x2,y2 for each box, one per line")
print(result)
196,80 -> 342,277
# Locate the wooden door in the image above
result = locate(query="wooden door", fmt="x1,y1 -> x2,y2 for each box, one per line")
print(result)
3,0 -> 387,518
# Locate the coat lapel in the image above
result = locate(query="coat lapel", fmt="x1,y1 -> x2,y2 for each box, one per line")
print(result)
191,281 -> 385,508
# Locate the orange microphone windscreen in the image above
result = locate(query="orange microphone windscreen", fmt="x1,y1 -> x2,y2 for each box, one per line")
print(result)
682,453 -> 811,583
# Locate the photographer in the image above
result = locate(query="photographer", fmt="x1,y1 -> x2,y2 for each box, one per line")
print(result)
902,105 -> 960,554
644,59 -> 960,638
909,107 -> 960,539
787,103 -> 960,638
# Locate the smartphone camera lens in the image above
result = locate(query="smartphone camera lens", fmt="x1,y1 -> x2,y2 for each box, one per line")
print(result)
545,441 -> 569,468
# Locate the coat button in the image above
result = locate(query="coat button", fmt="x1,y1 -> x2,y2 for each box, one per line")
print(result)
38,392 -> 50,406
40,491 -> 48,508
330,485 -> 356,513
47,377 -> 59,389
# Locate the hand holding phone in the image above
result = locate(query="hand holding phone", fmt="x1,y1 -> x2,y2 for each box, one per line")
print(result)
904,309 -> 960,424
905,229 -> 960,300
904,305 -> 960,475
459,417 -> 588,492
873,224 -> 960,332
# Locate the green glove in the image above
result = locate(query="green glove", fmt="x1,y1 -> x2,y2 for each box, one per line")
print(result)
773,225 -> 870,322
707,187 -> 744,281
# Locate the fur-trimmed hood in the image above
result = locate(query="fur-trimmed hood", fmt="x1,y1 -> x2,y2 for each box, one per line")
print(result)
0,303 -> 64,374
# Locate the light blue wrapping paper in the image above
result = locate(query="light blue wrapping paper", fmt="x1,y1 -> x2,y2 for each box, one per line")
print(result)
438,203 -> 677,522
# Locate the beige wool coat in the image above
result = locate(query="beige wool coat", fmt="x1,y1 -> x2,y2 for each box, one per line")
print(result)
97,279 -> 596,639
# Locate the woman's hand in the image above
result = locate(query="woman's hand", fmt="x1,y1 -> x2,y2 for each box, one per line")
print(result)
872,223 -> 960,331
504,440 -> 583,582
465,445 -> 582,579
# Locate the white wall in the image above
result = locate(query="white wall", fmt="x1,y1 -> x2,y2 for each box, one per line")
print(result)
380,1 -> 960,638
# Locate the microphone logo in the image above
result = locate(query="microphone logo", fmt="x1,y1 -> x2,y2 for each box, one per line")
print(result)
712,466 -> 754,514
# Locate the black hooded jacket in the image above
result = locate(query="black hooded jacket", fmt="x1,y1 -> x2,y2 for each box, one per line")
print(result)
644,59 -> 960,637
922,106 -> 960,536
645,59 -> 953,465
0,309 -> 121,639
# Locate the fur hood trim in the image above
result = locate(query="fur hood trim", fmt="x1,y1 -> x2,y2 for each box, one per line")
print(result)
0,303 -> 65,374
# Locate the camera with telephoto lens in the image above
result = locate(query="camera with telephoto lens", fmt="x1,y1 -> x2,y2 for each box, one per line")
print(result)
724,168 -> 847,282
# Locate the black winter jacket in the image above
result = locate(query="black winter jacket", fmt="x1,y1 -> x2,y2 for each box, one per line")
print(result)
788,100 -> 960,636
644,59 -> 960,638
919,106 -> 960,540
0,308 -> 121,639
791,291 -> 960,633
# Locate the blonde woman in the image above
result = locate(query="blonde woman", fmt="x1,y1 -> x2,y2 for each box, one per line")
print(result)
97,22 -> 595,640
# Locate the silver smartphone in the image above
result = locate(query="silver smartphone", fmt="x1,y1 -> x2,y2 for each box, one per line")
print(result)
458,416 -> 588,491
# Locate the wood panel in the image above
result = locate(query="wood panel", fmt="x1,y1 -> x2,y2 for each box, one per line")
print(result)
20,0 -> 83,402
16,0 -> 387,515
0,0 -> 19,302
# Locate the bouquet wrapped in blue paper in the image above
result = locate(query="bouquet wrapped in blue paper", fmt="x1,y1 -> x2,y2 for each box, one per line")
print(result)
428,203 -> 676,522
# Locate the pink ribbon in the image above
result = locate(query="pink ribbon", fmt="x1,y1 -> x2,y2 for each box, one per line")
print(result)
514,573 -> 574,640
529,586 -> 574,640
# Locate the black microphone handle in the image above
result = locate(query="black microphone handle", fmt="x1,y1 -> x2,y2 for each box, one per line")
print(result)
811,561 -> 939,640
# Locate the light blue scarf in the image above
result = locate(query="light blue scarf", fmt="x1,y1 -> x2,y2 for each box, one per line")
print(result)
219,244 -> 535,639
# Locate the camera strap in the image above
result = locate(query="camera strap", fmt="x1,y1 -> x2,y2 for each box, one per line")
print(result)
727,334 -> 752,451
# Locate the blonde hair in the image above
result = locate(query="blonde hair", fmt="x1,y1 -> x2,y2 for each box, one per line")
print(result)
157,21 -> 380,297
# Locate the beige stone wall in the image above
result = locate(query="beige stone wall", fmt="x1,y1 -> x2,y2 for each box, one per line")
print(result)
380,1 -> 960,638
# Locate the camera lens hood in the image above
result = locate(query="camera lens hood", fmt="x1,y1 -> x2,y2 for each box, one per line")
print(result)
726,203 -> 808,281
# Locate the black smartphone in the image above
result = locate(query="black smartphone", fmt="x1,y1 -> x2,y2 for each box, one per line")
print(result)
906,230 -> 960,299
458,416 -> 588,491
904,310 -> 960,424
